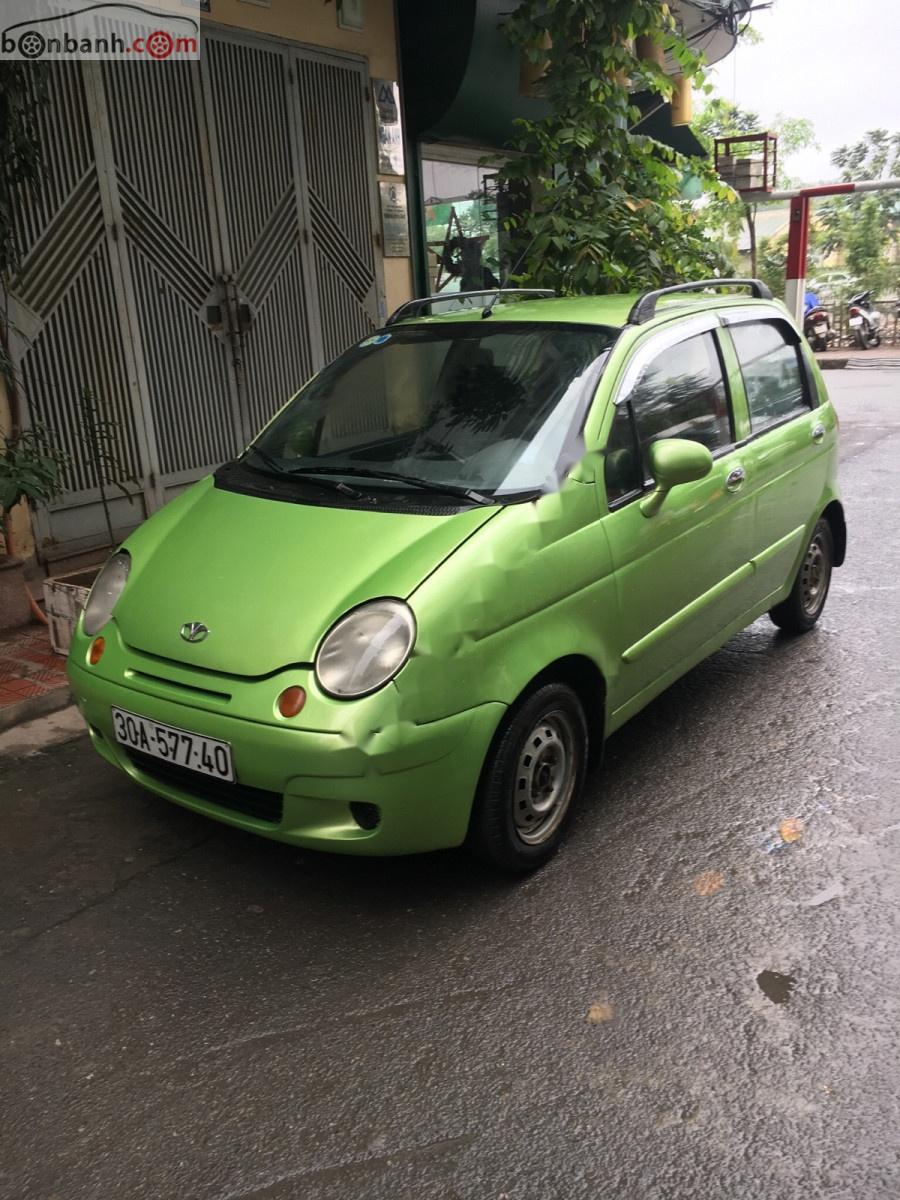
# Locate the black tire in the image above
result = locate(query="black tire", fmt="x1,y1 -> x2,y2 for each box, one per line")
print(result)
813,335 -> 828,352
871,332 -> 882,348
769,518 -> 834,635
466,682 -> 588,873
856,328 -> 868,350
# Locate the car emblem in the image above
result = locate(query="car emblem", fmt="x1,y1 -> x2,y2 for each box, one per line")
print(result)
180,622 -> 210,643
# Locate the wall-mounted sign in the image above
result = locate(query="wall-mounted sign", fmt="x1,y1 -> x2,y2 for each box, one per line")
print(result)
379,181 -> 410,257
337,0 -> 364,32
373,78 -> 404,176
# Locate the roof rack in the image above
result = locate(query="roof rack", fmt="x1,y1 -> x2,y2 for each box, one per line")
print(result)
385,288 -> 556,326
627,279 -> 773,326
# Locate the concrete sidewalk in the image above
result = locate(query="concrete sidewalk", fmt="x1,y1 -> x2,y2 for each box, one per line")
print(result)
816,343 -> 900,370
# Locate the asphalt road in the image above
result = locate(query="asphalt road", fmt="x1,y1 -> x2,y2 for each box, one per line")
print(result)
2,369 -> 899,1200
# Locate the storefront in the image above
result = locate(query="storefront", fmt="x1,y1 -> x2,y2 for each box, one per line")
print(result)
397,0 -> 750,299
420,145 -> 504,294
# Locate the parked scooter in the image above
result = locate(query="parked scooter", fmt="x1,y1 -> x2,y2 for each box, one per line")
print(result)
803,303 -> 833,352
847,290 -> 882,349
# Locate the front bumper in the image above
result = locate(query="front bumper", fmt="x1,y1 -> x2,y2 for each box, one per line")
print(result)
68,631 -> 504,856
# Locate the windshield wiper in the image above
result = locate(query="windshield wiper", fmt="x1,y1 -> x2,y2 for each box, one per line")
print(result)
242,447 -> 364,500
275,464 -> 493,506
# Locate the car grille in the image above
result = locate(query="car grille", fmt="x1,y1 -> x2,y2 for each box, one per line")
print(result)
126,751 -> 284,825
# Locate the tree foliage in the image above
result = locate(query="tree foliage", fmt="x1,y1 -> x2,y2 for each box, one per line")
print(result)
0,424 -> 69,554
755,234 -> 788,297
495,0 -> 737,294
816,131 -> 900,291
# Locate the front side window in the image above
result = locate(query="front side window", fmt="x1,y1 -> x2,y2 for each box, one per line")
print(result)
730,320 -> 811,432
604,403 -> 642,504
249,323 -> 615,500
614,331 -> 734,489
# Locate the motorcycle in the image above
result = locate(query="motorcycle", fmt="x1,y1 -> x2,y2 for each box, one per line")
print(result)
847,290 -> 882,349
803,304 -> 833,352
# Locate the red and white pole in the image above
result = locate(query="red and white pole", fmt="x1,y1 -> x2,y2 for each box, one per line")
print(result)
765,179 -> 900,323
783,193 -> 811,325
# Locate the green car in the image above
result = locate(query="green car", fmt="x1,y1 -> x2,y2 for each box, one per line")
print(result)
68,279 -> 845,872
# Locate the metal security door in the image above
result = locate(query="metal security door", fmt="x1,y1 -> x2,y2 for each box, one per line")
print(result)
10,34 -> 383,561
10,63 -> 156,559
202,32 -> 321,441
100,55 -> 253,504
293,48 -> 381,363
200,34 -> 382,436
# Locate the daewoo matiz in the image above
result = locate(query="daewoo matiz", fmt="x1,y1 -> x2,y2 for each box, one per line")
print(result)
69,279 -> 845,871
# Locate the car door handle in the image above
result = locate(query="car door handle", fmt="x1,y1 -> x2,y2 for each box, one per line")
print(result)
811,422 -> 825,443
726,466 -> 745,492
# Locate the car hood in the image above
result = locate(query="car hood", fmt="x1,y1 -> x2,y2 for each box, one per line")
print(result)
114,477 -> 497,676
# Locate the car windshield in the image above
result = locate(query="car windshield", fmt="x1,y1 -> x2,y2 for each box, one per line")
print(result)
248,323 -> 615,499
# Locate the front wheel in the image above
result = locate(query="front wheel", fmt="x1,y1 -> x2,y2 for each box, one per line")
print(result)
769,518 -> 834,635
466,683 -> 588,872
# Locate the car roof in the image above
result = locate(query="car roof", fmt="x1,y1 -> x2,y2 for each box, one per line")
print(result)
390,292 -> 785,333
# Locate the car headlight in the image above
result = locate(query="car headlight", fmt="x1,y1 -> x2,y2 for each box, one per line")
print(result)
315,599 -> 416,698
82,551 -> 131,636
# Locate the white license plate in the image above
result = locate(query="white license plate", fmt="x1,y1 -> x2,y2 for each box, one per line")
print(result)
814,324 -> 827,335
849,316 -> 863,327
112,707 -> 234,782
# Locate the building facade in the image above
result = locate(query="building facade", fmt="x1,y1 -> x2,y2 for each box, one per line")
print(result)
6,0 -> 412,566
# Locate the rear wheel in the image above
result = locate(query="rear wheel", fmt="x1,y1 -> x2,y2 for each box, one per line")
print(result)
466,683 -> 588,873
769,518 -> 833,634
813,335 -> 828,352
856,328 -> 868,349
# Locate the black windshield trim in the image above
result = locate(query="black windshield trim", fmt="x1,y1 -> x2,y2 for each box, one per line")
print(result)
257,462 -> 493,505
242,447 -> 366,499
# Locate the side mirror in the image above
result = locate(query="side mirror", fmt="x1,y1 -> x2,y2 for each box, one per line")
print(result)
640,437 -> 713,517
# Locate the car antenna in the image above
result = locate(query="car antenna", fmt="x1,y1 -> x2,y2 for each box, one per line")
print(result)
481,185 -> 569,319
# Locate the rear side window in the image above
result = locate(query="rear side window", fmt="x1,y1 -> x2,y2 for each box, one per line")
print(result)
730,321 -> 811,432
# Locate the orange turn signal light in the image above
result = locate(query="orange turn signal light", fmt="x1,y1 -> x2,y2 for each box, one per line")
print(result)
88,637 -> 106,665
277,686 -> 306,719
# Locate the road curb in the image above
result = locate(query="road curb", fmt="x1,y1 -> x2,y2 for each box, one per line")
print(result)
817,350 -> 900,371
816,356 -> 849,370
0,704 -> 86,758
0,685 -> 73,735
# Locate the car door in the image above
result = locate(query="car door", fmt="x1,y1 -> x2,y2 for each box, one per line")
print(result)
721,312 -> 833,600
599,317 -> 758,716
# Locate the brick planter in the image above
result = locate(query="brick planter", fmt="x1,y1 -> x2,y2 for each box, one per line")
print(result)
0,556 -> 32,634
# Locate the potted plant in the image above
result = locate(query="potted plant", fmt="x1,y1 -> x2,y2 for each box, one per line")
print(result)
0,425 -> 68,633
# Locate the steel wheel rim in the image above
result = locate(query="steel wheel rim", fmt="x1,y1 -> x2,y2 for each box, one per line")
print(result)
800,533 -> 830,617
512,709 -> 578,845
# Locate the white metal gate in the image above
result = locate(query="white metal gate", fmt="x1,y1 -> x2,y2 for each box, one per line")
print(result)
10,30 -> 382,561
